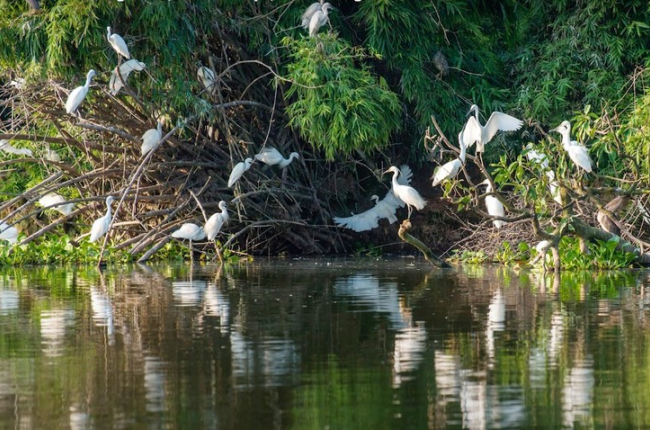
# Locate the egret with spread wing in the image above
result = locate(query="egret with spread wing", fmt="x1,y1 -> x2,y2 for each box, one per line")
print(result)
463,104 -> 523,153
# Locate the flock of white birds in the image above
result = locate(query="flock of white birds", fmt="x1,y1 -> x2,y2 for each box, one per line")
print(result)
0,4 -> 597,256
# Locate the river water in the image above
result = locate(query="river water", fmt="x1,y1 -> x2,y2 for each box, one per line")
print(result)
0,259 -> 649,429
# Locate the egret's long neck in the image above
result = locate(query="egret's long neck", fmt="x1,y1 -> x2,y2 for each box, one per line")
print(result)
459,139 -> 466,163
485,183 -> 493,193
106,201 -> 112,220
391,171 -> 399,189
85,74 -> 93,88
561,130 -> 571,146
473,107 -> 479,120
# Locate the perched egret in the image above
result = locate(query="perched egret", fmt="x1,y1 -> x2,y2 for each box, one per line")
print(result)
171,223 -> 206,241
254,147 -> 300,168
65,69 -> 96,115
333,165 -> 414,232
309,3 -> 334,37
524,143 -> 561,204
0,222 -> 18,244
204,201 -> 229,240
228,158 -> 254,188
301,2 -> 331,28
89,196 -> 115,243
478,179 -> 505,229
141,122 -> 163,156
463,104 -> 523,153
106,27 -> 130,59
38,193 -> 74,217
9,78 -> 25,89
385,166 -> 426,219
432,131 -> 466,186
197,66 -> 216,93
44,143 -> 61,162
171,224 -> 206,262
0,140 -> 33,157
109,59 -> 146,95
550,120 -> 593,173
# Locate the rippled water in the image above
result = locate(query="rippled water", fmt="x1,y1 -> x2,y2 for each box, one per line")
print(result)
0,260 -> 649,429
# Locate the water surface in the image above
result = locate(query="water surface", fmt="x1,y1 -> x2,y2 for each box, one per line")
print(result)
0,259 -> 649,429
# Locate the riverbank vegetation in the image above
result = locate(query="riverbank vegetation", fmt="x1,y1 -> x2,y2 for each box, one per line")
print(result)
1,0 -> 650,270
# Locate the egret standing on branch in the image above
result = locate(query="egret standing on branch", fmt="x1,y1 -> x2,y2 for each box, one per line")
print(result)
89,196 -> 115,242
38,193 -> 74,217
0,222 -> 18,244
197,66 -> 216,94
228,158 -> 254,188
307,3 -> 334,37
550,120 -> 593,173
524,143 -> 562,204
432,131 -> 466,187
463,104 -> 523,153
109,59 -> 146,95
107,27 -> 130,59
254,147 -> 300,168
204,201 -> 229,241
385,166 -> 426,219
65,69 -> 96,115
141,122 -> 163,156
478,179 -> 505,229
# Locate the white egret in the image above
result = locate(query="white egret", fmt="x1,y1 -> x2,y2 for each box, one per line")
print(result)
44,143 -> 61,162
109,59 -> 146,95
0,140 -> 33,157
89,196 -> 114,243
204,201 -> 229,240
333,195 -> 381,232
197,66 -> 216,93
65,69 -> 96,115
106,27 -> 130,59
463,104 -> 523,152
301,2 -> 331,28
479,179 -> 505,229
38,193 -> 74,217
309,3 -> 334,37
432,131 -> 466,186
333,165 -> 413,232
141,122 -> 163,156
550,120 -> 593,173
9,78 -> 25,89
228,158 -> 254,188
385,166 -> 426,219
254,147 -> 300,168
0,222 -> 18,244
171,223 -> 206,261
524,143 -> 561,204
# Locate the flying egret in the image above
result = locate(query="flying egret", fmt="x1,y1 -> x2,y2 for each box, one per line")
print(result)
463,104 -> 523,153
0,222 -> 18,244
309,3 -> 334,37
65,69 -> 96,115
333,195 -> 381,232
333,165 -> 413,231
478,179 -> 505,229
550,120 -> 593,173
109,59 -> 146,95
89,196 -> 115,243
141,122 -> 163,156
524,143 -> 561,204
197,66 -> 216,93
432,131 -> 466,187
0,140 -> 33,157
107,27 -> 130,59
228,158 -> 254,188
385,166 -> 426,219
204,201 -> 229,241
38,193 -> 74,217
254,147 -> 300,168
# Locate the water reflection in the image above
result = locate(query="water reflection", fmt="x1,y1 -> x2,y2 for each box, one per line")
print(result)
0,262 -> 647,429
